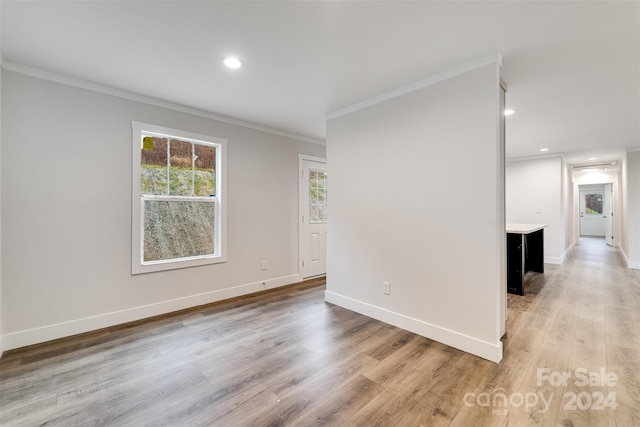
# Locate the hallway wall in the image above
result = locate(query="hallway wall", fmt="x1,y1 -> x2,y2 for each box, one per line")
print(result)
326,59 -> 505,362
622,150 -> 640,268
506,156 -> 572,264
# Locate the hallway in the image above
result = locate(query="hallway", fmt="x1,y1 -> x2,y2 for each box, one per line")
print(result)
495,236 -> 640,426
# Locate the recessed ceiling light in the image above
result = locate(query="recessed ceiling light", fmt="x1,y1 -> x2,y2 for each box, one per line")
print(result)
504,109 -> 515,116
588,157 -> 597,161
223,57 -> 243,69
540,148 -> 549,152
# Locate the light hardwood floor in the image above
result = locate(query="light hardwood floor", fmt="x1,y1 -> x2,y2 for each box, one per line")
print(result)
1,237 -> 639,426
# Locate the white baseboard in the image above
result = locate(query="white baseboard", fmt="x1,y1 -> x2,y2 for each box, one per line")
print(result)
324,291 -> 503,363
621,248 -> 630,266
1,273 -> 301,353
621,248 -> 640,269
545,244 -> 574,265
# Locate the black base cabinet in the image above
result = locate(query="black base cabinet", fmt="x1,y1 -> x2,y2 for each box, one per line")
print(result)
506,228 -> 545,295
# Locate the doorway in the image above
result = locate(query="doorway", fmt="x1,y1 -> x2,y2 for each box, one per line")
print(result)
578,183 -> 613,246
298,155 -> 327,278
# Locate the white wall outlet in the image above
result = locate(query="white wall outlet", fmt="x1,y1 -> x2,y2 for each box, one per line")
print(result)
261,260 -> 268,271
382,281 -> 391,295
536,206 -> 542,214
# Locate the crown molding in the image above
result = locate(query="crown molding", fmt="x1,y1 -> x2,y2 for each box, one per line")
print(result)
326,52 -> 503,121
1,61 -> 325,146
506,152 -> 565,163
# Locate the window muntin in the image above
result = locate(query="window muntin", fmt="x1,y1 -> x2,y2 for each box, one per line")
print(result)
132,122 -> 226,274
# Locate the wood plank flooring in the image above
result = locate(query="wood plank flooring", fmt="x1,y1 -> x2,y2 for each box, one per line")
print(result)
2,237 -> 639,426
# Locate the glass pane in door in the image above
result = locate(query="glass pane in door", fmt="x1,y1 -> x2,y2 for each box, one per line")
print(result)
309,170 -> 327,223
585,194 -> 603,215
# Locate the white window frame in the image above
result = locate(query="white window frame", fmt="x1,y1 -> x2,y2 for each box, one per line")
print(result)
131,121 -> 227,274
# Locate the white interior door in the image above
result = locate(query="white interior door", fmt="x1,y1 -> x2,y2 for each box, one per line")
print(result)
604,183 -> 613,246
579,189 -> 605,236
299,158 -> 327,278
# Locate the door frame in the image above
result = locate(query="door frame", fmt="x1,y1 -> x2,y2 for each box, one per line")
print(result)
298,154 -> 327,278
579,186 -> 606,237
572,173 -> 619,247
603,183 -> 613,246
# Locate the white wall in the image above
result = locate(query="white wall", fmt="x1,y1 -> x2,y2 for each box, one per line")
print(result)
506,156 -> 572,263
621,154 -> 629,261
625,150 -> 640,268
326,61 -> 504,362
0,70 -> 325,351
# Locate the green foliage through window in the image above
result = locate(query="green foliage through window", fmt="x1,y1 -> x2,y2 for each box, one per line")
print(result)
140,137 -> 216,197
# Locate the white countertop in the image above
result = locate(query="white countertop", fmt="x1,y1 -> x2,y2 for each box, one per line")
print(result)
506,223 -> 548,234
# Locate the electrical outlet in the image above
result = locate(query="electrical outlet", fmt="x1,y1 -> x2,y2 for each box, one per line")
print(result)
382,281 -> 391,295
261,260 -> 268,271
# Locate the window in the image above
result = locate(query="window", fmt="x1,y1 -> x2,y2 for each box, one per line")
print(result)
132,122 -> 226,274
584,194 -> 603,215
309,169 -> 327,223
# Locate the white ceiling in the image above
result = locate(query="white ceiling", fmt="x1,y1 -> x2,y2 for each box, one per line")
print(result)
2,1 -> 638,163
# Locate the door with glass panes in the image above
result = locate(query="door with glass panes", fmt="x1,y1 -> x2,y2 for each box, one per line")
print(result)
300,159 -> 327,278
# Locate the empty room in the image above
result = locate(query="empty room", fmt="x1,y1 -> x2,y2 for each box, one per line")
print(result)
1,1 -> 639,426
